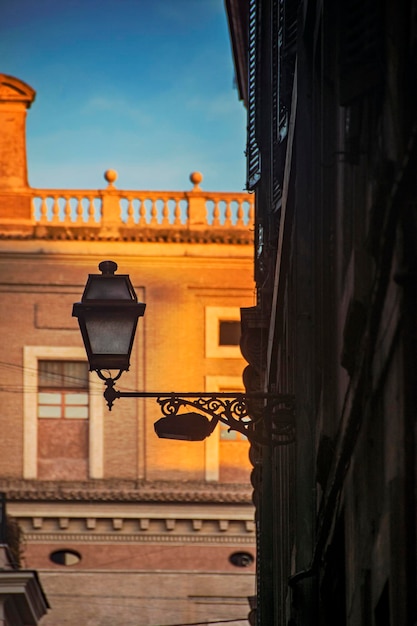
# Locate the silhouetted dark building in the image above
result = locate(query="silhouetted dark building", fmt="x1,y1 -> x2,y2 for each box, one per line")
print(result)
0,494 -> 48,625
225,0 -> 417,624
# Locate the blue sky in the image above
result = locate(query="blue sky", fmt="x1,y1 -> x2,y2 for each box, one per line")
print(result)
1,0 -> 247,192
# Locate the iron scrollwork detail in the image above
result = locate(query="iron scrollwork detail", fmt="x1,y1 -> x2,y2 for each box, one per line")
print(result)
157,394 -> 252,440
99,373 -> 295,445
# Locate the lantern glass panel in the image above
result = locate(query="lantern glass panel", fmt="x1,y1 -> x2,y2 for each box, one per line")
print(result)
85,312 -> 136,355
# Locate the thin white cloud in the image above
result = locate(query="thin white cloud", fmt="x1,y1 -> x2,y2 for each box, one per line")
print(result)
186,92 -> 244,118
81,96 -> 153,126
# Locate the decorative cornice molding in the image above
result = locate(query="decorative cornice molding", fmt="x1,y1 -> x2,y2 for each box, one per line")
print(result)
24,533 -> 255,545
0,227 -> 253,245
0,479 -> 253,504
0,74 -> 36,106
17,514 -> 255,536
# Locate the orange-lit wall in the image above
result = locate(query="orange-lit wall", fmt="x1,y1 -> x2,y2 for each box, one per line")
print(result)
0,74 -> 256,626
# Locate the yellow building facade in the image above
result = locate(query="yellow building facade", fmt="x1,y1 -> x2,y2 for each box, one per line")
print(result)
0,74 -> 255,626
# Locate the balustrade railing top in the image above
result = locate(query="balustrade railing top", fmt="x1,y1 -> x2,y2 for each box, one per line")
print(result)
29,171 -> 254,233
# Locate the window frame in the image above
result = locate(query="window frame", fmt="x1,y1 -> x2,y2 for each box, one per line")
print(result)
204,375 -> 245,482
205,307 -> 242,359
38,360 -> 89,420
23,346 -> 104,479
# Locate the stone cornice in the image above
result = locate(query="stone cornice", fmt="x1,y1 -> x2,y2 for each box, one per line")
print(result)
23,533 -> 255,545
0,74 -> 36,106
15,511 -> 255,546
0,226 -> 253,245
0,479 -> 253,505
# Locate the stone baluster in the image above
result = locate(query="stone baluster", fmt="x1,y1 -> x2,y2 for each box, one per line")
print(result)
75,196 -> 83,224
51,195 -> 60,223
237,199 -> 244,226
160,198 -> 169,225
150,199 -> 157,224
138,198 -> 145,224
212,199 -> 220,226
127,197 -> 134,225
39,195 -> 48,223
224,200 -> 231,226
87,196 -> 96,224
64,195 -> 71,224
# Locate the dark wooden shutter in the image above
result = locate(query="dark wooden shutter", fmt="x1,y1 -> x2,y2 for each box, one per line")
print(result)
247,0 -> 261,190
272,0 -> 298,212
272,0 -> 284,211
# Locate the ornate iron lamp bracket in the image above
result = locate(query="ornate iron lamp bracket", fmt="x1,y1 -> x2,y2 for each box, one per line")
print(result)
99,373 -> 295,446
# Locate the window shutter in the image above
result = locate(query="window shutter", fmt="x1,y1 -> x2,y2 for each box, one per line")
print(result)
272,0 -> 298,212
272,0 -> 282,211
247,0 -> 261,190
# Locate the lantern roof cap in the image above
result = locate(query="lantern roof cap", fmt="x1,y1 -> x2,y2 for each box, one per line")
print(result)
99,260 -> 118,275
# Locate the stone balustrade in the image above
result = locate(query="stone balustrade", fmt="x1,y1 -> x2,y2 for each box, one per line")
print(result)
30,171 -> 254,231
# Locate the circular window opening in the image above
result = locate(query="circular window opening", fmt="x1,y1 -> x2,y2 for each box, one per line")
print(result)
50,549 -> 81,566
229,551 -> 254,568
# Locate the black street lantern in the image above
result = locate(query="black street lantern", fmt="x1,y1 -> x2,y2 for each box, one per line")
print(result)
73,261 -> 295,445
72,260 -> 146,373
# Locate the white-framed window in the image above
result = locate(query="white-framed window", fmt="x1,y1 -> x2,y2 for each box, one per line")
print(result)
205,307 -> 242,359
23,347 -> 104,480
204,376 -> 248,482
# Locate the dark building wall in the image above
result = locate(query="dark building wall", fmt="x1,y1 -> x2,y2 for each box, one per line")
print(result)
227,0 -> 417,624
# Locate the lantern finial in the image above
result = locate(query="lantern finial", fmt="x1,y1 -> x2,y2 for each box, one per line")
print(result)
99,260 -> 118,275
